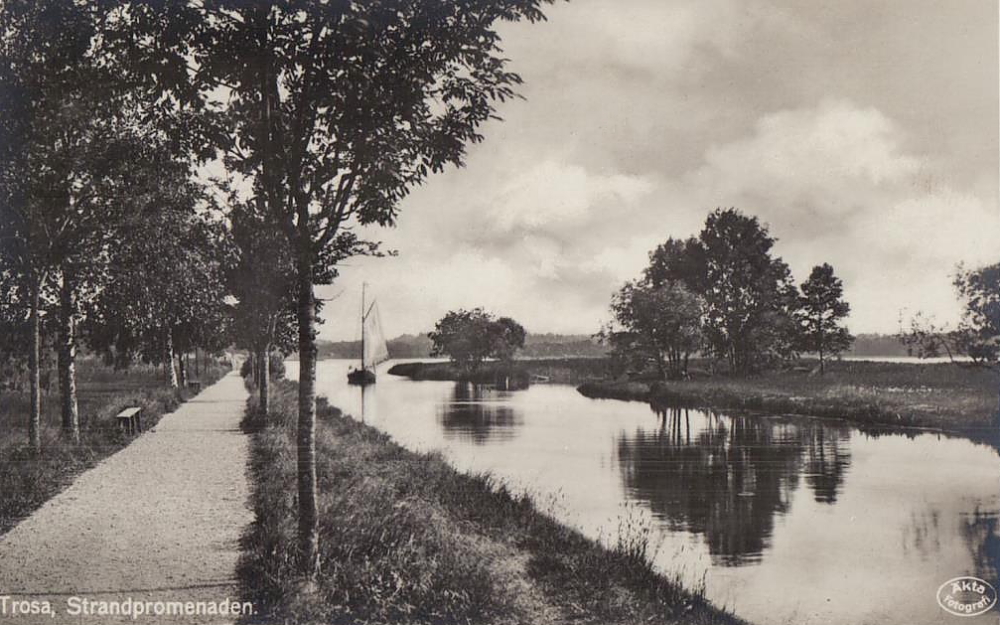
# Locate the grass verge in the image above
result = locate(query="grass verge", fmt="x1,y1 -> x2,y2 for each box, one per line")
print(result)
238,378 -> 749,625
0,357 -> 229,535
578,360 -> 998,448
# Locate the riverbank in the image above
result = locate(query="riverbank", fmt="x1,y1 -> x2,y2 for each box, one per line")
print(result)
0,357 -> 229,535
578,360 -> 998,448
388,358 -> 612,386
238,378 -> 749,625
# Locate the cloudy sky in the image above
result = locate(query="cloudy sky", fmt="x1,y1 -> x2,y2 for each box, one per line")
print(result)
317,0 -> 998,341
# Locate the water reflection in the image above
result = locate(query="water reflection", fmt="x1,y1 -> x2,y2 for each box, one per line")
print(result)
617,409 -> 800,564
436,382 -> 522,444
617,407 -> 854,565
902,507 -> 943,560
300,361 -> 1000,625
803,426 -> 852,504
961,505 -> 1000,582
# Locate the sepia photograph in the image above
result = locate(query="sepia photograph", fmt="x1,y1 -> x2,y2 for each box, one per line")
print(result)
0,1 -> 997,624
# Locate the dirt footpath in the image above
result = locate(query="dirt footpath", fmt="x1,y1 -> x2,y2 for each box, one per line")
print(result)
0,371 -> 252,625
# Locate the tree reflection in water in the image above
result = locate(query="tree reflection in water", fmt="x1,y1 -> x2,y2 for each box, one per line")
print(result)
804,426 -> 851,504
960,505 -> 1000,584
616,407 -> 852,565
437,382 -> 522,445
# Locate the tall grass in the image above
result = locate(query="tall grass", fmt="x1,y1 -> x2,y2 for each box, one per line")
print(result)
238,378 -> 748,625
0,356 -> 230,535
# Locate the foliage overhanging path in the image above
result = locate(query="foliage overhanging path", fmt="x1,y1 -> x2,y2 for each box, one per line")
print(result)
0,371 -> 251,625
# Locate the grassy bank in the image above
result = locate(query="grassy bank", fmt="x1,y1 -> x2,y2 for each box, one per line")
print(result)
388,358 -> 613,386
238,378 -> 748,625
578,360 -> 999,447
0,357 -> 229,535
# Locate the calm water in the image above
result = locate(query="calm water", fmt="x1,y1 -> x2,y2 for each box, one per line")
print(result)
287,359 -> 999,625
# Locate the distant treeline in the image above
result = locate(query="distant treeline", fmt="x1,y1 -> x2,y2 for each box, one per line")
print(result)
316,332 -> 910,360
317,334 -> 434,359
316,333 -> 609,359
844,334 -> 910,358
315,332 -> 907,360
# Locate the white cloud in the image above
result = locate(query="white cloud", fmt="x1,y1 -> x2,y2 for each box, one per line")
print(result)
322,99 -> 996,339
312,4 -> 997,341
490,160 -> 654,232
691,100 -> 921,218
671,100 -> 999,332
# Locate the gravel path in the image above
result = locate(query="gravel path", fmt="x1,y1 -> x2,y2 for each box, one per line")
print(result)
0,371 -> 252,625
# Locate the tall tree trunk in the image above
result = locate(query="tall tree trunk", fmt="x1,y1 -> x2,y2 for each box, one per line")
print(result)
655,352 -> 666,380
259,345 -> 270,414
257,14 -> 317,574
164,328 -> 178,388
58,270 -> 79,443
256,348 -> 263,387
28,278 -> 41,454
178,353 -> 187,387
296,259 -> 320,577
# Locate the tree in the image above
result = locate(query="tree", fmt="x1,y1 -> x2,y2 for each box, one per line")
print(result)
697,208 -> 800,374
83,173 -> 229,386
602,280 -> 702,379
429,309 -> 525,374
953,263 -> 1000,367
797,263 -> 853,374
227,200 -> 297,413
901,262 -> 999,369
644,236 -> 703,292
0,272 -> 30,393
0,0 -> 152,447
490,316 -> 527,365
106,0 -> 553,575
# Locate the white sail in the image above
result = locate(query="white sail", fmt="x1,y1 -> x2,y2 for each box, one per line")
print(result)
363,300 -> 390,369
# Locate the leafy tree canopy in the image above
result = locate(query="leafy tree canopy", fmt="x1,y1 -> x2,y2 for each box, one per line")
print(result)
696,208 -> 800,372
82,172 -> 229,367
601,280 -> 702,379
226,199 -> 297,355
797,263 -> 853,373
902,262 -> 999,368
429,308 -> 526,374
102,0 -> 554,282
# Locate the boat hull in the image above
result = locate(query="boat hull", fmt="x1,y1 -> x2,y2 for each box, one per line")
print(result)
347,369 -> 376,386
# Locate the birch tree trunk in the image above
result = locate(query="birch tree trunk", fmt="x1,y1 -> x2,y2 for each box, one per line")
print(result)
178,353 -> 187,387
165,328 -> 178,388
28,278 -> 41,454
258,345 -> 270,414
58,270 -> 80,443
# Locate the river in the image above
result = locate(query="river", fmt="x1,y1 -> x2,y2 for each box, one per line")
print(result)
286,359 -> 999,625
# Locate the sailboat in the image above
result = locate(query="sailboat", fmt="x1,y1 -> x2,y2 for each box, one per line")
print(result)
347,284 -> 390,386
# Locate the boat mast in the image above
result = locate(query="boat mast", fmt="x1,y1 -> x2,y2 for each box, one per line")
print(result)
360,282 -> 366,371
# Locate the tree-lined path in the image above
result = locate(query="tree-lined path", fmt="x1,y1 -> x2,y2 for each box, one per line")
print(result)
0,371 -> 251,625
